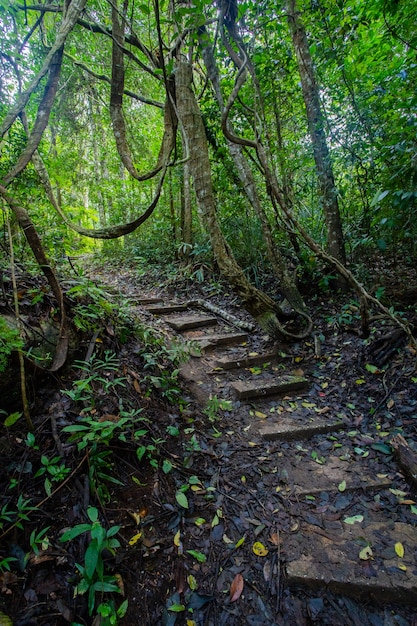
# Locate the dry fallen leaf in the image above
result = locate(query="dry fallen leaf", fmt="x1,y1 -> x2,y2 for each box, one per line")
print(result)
230,573 -> 244,602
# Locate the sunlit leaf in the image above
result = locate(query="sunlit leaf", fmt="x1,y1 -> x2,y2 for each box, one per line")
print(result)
235,536 -> 245,548
173,530 -> 181,547
359,546 -> 373,560
343,515 -> 364,525
254,411 -> 267,418
230,573 -> 244,602
395,542 -> 404,558
187,574 -> 197,590
338,480 -> 346,492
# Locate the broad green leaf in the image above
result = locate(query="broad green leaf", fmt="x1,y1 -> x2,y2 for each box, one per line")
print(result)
4,412 -> 22,427
371,443 -> 392,455
60,524 -> 92,542
175,491 -> 189,509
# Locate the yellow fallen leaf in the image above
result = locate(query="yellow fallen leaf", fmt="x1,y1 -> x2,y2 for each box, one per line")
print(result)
253,541 -> 269,557
174,530 -> 181,547
249,352 -> 259,357
255,411 -> 267,418
128,531 -> 143,546
248,442 -> 258,447
395,542 -> 404,558
398,563 -> 407,572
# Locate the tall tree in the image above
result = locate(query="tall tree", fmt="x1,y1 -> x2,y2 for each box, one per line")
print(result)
287,0 -> 346,264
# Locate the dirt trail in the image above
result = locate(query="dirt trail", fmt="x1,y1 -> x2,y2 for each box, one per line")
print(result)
90,266 -> 417,625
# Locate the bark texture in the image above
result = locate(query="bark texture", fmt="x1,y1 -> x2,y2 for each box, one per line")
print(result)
287,0 -> 346,265
175,60 -> 303,338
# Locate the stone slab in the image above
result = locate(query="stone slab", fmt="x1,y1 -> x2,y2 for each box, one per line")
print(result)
166,315 -> 218,331
231,375 -> 308,400
259,417 -> 345,441
137,296 -> 164,305
291,456 -> 393,495
213,352 -> 277,371
286,521 -> 417,603
192,332 -> 248,350
146,303 -> 188,314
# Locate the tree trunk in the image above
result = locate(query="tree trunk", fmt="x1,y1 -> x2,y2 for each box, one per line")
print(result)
175,60 -> 303,339
287,0 -> 346,265
199,30 -> 309,317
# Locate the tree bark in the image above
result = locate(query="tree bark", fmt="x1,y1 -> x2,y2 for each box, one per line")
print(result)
287,0 -> 346,265
175,60 -> 305,339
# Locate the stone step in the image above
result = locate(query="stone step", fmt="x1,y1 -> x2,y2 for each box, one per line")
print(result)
286,521 -> 417,603
259,415 -> 345,441
289,456 -> 393,495
146,303 -> 188,314
190,332 -> 248,350
231,375 -> 308,400
137,296 -> 164,305
212,352 -> 277,371
165,314 -> 218,331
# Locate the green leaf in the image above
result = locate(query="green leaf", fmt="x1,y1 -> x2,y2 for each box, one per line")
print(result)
338,480 -> 346,492
186,549 -> 206,562
4,412 -> 22,427
85,543 -> 99,580
343,515 -> 364,525
371,443 -> 392,455
365,363 -> 379,374
175,491 -> 189,509
162,459 -> 173,474
168,604 -> 185,612
60,524 -> 92,542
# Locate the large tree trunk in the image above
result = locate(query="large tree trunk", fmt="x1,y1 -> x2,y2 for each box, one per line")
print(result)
287,0 -> 346,265
175,60 -> 304,339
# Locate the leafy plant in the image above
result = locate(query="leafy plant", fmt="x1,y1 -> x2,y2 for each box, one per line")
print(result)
203,395 -> 233,423
60,506 -> 124,618
62,352 -> 126,409
0,317 -> 24,374
34,455 -> 71,496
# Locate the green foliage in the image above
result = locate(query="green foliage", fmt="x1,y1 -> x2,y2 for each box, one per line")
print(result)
0,317 -> 23,374
60,506 -> 124,618
34,455 -> 71,497
62,352 -> 126,409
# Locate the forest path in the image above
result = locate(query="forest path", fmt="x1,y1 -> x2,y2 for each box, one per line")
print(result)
136,293 -> 417,607
87,263 -> 417,624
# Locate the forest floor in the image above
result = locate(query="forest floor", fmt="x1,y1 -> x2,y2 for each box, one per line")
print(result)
1,255 -> 417,626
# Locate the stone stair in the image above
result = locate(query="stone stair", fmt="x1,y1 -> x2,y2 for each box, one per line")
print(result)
138,295 -> 417,606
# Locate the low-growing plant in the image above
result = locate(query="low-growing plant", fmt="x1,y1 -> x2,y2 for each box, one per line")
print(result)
60,506 -> 125,619
34,455 -> 71,496
0,316 -> 24,373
